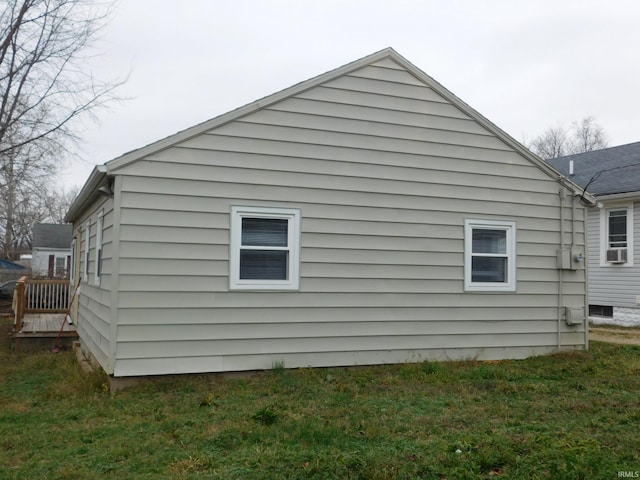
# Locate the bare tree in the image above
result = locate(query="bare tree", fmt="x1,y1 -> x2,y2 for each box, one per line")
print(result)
42,186 -> 79,224
530,124 -> 570,160
570,116 -> 608,154
528,116 -> 609,159
0,177 -> 78,254
0,0 -> 123,259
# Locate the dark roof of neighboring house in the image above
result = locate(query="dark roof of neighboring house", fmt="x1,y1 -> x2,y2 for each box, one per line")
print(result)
32,223 -> 73,249
0,258 -> 25,270
547,141 -> 640,196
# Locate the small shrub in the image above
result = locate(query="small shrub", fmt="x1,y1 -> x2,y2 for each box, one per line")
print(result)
272,360 -> 286,374
199,392 -> 216,407
422,360 -> 443,375
252,406 -> 279,425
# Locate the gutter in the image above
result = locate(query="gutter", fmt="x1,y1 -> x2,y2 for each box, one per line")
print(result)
64,164 -> 109,223
596,191 -> 640,202
556,176 -> 598,207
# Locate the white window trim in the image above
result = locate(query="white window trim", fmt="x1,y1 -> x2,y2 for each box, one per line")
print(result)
230,206 -> 301,290
70,238 -> 76,285
464,219 -> 517,292
599,202 -> 634,267
83,221 -> 90,282
94,210 -> 103,286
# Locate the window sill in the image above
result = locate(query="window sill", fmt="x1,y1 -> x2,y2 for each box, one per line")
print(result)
464,284 -> 516,293
229,281 -> 299,291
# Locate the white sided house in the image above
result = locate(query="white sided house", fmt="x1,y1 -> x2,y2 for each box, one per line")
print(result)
65,48 -> 594,378
31,223 -> 73,278
549,142 -> 640,326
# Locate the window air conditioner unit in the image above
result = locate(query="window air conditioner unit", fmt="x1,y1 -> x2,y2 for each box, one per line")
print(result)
606,248 -> 627,264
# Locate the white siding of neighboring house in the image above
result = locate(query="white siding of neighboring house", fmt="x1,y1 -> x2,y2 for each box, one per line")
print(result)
31,248 -> 71,277
587,200 -> 640,325
96,57 -> 588,377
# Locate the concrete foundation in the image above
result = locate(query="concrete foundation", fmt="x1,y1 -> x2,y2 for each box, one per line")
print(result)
590,306 -> 640,327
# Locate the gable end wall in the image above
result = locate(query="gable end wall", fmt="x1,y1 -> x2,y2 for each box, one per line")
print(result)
104,59 -> 587,376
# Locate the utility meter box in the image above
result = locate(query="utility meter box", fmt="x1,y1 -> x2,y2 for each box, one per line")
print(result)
565,307 -> 585,326
557,249 -> 585,270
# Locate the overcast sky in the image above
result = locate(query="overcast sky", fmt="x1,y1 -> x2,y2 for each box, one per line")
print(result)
60,0 -> 640,189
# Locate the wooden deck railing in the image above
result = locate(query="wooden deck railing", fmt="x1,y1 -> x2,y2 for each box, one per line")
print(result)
14,276 -> 71,331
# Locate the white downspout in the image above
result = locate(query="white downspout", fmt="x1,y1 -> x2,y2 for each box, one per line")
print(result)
571,194 -> 588,350
578,197 -> 590,350
558,189 -> 565,351
569,193 -> 590,350
571,194 -> 576,249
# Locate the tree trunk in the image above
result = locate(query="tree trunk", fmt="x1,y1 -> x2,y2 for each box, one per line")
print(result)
3,158 -> 15,260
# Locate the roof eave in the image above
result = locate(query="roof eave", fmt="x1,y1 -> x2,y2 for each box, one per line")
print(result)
77,47 -> 597,206
596,191 -> 640,202
387,52 -> 598,206
104,48 -> 399,174
64,165 -> 109,223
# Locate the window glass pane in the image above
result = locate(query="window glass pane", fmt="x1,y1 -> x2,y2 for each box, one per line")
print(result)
55,257 -> 66,277
609,211 -> 627,248
472,229 -> 506,254
242,218 -> 288,247
240,250 -> 288,280
589,305 -> 613,317
471,257 -> 507,283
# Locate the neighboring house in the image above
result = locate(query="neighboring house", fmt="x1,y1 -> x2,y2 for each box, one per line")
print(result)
548,141 -> 640,326
65,48 -> 594,379
32,223 -> 73,278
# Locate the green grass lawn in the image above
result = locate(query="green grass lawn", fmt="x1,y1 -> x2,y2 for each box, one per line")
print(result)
1,320 -> 640,479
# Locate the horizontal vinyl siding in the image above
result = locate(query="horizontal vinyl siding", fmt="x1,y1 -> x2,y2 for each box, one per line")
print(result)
116,306 -> 559,325
119,174 -> 561,213
77,287 -> 110,368
145,142 -> 543,181
123,155 -> 559,199
74,196 -> 114,373
118,196 -> 583,234
116,345 -> 575,377
111,59 -> 586,376
588,202 -> 640,307
116,333 -> 576,360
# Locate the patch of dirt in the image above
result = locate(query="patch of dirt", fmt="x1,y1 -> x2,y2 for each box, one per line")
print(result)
0,298 -> 13,316
0,314 -> 14,351
589,326 -> 640,345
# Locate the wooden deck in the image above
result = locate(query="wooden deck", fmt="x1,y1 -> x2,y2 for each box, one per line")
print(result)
11,277 -> 78,351
17,313 -> 76,335
14,313 -> 78,351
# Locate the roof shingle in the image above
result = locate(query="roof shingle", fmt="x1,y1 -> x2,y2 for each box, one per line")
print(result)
32,223 -> 72,249
547,141 -> 640,196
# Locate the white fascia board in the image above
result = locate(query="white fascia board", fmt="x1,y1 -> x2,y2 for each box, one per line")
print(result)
597,191 -> 640,202
95,47 -> 593,205
64,165 -> 109,223
105,48 -> 397,174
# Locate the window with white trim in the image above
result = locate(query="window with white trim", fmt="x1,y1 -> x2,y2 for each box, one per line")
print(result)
94,210 -> 103,285
55,256 -> 66,277
230,206 -> 301,290
83,221 -> 90,282
608,209 -> 627,249
464,219 -> 516,292
70,238 -> 76,284
600,203 -> 634,266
